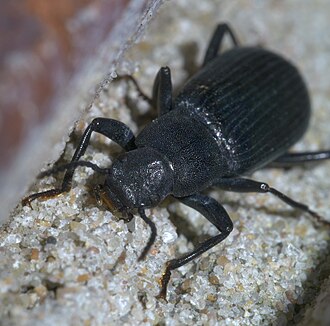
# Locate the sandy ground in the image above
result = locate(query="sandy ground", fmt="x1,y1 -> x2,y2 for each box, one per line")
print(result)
1,1 -> 330,325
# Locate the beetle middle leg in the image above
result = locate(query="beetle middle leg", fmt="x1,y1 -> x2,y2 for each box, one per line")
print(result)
214,177 -> 330,226
22,118 -> 136,206
157,193 -> 233,300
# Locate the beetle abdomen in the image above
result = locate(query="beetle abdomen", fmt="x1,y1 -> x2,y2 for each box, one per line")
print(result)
175,47 -> 311,175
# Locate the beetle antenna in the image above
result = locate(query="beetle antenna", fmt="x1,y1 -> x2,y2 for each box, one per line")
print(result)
39,161 -> 110,178
137,208 -> 157,261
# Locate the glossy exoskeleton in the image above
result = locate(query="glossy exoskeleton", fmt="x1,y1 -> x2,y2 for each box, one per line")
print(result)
23,24 -> 330,300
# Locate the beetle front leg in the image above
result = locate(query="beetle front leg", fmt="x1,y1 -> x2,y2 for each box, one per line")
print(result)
22,118 -> 136,206
214,177 -> 330,227
202,23 -> 239,66
157,193 -> 233,300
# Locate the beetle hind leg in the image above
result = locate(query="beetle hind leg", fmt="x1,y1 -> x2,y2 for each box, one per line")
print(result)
202,23 -> 239,66
270,150 -> 330,167
214,177 -> 330,227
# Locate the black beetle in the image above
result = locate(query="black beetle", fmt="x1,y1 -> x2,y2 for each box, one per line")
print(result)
23,24 -> 330,300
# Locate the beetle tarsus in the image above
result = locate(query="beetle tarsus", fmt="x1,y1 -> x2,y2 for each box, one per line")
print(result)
156,261 -> 173,301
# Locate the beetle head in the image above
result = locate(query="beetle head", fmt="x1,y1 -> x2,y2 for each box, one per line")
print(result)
104,147 -> 174,211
